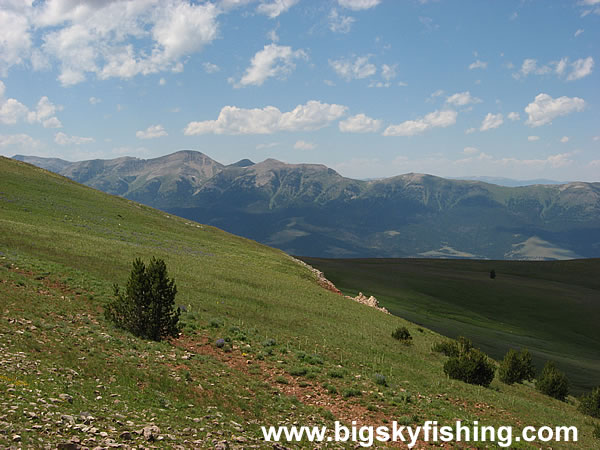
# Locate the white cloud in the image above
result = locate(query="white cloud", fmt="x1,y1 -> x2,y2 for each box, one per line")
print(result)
0,83 -> 61,128
383,110 -> 457,137
337,0 -> 381,10
463,147 -> 479,155
469,59 -> 487,70
257,0 -> 299,18
184,100 -> 348,135
89,96 -> 101,105
0,133 -> 42,151
203,62 -> 220,73
339,114 -> 382,133
480,113 -> 503,131
294,140 -> 316,150
159,77 -> 166,86
465,127 -> 476,135
54,132 -> 94,145
527,135 -> 540,142
381,64 -> 397,81
330,55 -> 376,81
507,112 -> 520,121
560,136 -> 569,143
446,91 -> 482,107
236,44 -> 307,87
329,9 -> 355,33
0,7 -> 32,75
514,56 -> 594,81
4,1 -> 221,85
567,56 -> 594,81
524,93 -> 585,127
574,28 -> 584,37
136,124 -> 168,139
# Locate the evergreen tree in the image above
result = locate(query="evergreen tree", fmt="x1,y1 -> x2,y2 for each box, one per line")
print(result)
105,257 -> 179,341
536,361 -> 569,401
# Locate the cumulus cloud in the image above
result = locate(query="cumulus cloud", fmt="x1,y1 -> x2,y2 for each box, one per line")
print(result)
527,135 -> 540,142
339,114 -> 382,133
235,44 -> 307,87
446,91 -> 482,107
294,140 -> 316,150
524,93 -> 585,127
560,136 -> 569,143
89,96 -> 101,105
329,9 -> 355,33
55,132 -> 94,145
383,110 -> 457,137
480,113 -> 503,131
463,147 -> 479,155
329,55 -> 376,81
136,124 -> 168,139
1,1 -> 221,85
337,0 -> 381,10
257,0 -> 299,18
507,112 -> 520,121
184,100 -> 347,135
0,82 -> 61,128
0,133 -> 42,150
469,60 -> 487,70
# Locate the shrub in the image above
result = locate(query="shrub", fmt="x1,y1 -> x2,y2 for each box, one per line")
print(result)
288,367 -> 308,377
536,361 -> 569,401
432,336 -> 473,357
262,338 -> 277,347
498,349 -> 536,385
215,338 -> 225,348
374,373 -> 387,387
209,318 -> 224,328
392,326 -> 412,342
328,369 -> 345,379
105,257 -> 179,341
578,387 -> 600,418
443,348 -> 495,387
490,269 -> 496,279
342,387 -> 362,398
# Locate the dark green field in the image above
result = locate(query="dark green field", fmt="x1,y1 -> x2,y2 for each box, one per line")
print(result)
301,257 -> 600,394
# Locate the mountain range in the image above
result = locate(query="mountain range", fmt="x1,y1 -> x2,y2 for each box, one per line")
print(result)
13,150 -> 600,260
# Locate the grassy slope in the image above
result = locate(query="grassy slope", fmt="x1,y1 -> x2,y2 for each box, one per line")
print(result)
300,257 -> 600,395
1,156 -> 598,448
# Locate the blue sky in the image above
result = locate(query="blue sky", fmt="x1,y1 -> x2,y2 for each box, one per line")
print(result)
0,0 -> 598,181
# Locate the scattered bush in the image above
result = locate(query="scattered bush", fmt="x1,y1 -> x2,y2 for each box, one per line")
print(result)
342,387 -> 362,398
328,369 -> 345,379
105,257 -> 179,341
374,373 -> 388,387
392,326 -> 412,342
536,361 -> 569,401
275,376 -> 288,385
288,367 -> 308,377
443,348 -> 495,387
432,336 -> 473,357
578,387 -> 600,418
323,383 -> 338,394
498,349 -> 536,385
209,318 -> 224,328
215,338 -> 225,348
297,351 -> 324,365
490,269 -> 496,279
262,338 -> 277,347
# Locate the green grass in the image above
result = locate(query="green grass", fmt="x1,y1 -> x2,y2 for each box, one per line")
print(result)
1,156 -> 599,448
301,257 -> 600,394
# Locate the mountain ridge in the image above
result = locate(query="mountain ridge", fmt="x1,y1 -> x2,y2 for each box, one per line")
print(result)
13,151 -> 600,260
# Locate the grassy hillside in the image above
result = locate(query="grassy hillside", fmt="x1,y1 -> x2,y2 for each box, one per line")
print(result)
1,156 -> 599,448
300,257 -> 600,395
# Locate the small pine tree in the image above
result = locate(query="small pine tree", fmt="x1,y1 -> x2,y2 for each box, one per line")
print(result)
499,348 -> 536,385
578,387 -> 600,418
536,361 -> 569,401
490,269 -> 496,279
105,257 -> 179,341
443,348 -> 496,387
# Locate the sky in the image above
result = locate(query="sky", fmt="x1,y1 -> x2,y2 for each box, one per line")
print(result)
0,0 -> 599,181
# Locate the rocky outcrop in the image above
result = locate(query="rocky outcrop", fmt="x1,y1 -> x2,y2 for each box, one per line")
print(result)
290,257 -> 390,314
